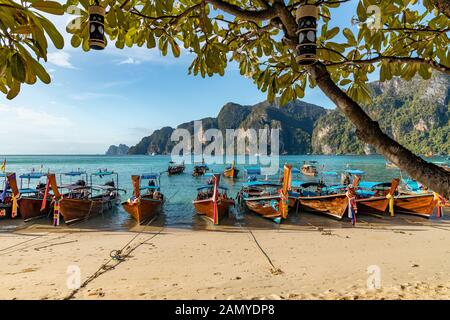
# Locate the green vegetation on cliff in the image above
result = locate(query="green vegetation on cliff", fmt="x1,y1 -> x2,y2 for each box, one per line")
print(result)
312,73 -> 450,155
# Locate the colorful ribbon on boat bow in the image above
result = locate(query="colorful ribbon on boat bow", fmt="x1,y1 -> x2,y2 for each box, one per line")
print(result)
53,199 -> 60,226
386,193 -> 394,217
11,193 -> 19,218
346,186 -> 357,226
433,192 -> 445,218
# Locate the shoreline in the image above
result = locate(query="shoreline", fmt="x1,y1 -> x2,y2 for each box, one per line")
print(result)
1,213 -> 449,300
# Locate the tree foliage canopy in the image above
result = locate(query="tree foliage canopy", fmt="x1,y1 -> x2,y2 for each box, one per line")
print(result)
1,0 -> 449,103
0,0 -> 64,99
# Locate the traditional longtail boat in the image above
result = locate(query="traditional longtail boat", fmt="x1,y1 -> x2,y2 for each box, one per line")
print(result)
356,179 -> 399,215
192,164 -> 209,177
394,193 -> 438,218
292,176 -> 361,220
391,179 -> 439,218
11,172 -> 53,221
168,161 -> 185,175
238,165 -> 292,223
223,161 -> 239,178
193,174 -> 234,224
122,173 -> 164,224
301,161 -> 318,177
50,170 -> 122,225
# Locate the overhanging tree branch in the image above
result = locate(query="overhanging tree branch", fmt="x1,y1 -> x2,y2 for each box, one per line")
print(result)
205,0 -> 278,22
306,62 -> 450,199
325,56 -> 450,75
269,0 -> 450,198
431,0 -> 450,18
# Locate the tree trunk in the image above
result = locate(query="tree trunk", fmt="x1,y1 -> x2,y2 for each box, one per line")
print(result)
306,62 -> 450,199
431,0 -> 450,18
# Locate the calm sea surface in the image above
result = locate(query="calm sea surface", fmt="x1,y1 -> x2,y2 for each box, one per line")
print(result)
0,154 -> 448,231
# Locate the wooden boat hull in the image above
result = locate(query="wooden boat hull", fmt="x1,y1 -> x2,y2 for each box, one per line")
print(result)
18,198 -> 52,222
297,194 -> 349,220
193,198 -> 234,223
356,196 -> 389,215
394,194 -> 438,218
301,170 -> 317,177
244,198 -> 281,219
122,196 -> 162,224
223,168 -> 239,178
59,196 -> 119,224
168,166 -> 185,175
0,203 -> 12,219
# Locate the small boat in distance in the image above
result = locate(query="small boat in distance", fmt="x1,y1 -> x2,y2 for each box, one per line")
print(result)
301,161 -> 318,177
122,173 -> 164,224
192,164 -> 209,177
193,174 -> 234,224
223,160 -> 239,178
168,160 -> 185,175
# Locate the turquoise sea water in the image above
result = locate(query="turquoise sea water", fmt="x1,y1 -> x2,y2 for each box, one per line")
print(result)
0,154 -> 448,230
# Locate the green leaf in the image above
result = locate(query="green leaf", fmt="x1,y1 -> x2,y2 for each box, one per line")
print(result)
343,28 -> 356,45
11,53 -> 26,83
31,1 -> 64,15
326,27 -> 340,40
169,38 -> 181,57
6,81 -> 20,100
39,16 -> 64,49
71,34 -> 82,48
147,32 -> 156,49
29,58 -> 51,84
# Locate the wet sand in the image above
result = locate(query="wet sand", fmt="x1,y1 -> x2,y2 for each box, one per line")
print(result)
0,211 -> 449,300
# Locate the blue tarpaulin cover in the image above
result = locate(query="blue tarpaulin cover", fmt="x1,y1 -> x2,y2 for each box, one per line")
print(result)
63,171 -> 86,176
245,167 -> 262,175
345,169 -> 365,175
19,172 -> 45,179
243,181 -> 279,188
141,173 -> 160,179
91,171 -> 115,176
197,185 -> 228,190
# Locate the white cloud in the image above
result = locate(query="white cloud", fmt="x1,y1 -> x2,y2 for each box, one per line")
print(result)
47,51 -> 76,69
0,104 -> 72,128
118,57 -> 142,65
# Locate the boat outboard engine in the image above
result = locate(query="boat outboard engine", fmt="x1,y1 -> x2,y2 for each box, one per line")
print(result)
75,180 -> 86,186
104,180 -> 115,188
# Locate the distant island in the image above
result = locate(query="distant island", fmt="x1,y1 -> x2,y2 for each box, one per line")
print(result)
105,144 -> 129,156
107,73 -> 449,156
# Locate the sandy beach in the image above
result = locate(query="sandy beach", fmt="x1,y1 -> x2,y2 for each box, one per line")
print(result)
1,212 -> 449,300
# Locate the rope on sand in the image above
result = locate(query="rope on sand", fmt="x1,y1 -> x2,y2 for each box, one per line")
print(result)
236,216 -> 283,275
0,233 -> 71,257
64,190 -> 180,300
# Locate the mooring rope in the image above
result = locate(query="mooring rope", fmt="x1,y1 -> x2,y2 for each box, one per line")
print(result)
64,189 -> 180,300
235,215 -> 283,274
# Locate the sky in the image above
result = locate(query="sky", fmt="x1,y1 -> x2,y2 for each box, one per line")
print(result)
0,1 -> 359,154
